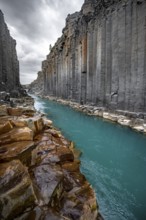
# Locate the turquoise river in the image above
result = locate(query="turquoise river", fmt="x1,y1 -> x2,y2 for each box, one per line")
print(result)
33,95 -> 146,220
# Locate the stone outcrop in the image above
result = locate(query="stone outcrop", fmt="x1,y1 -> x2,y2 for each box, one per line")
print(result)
35,0 -> 146,114
0,10 -> 25,99
0,104 -> 101,220
28,71 -> 44,95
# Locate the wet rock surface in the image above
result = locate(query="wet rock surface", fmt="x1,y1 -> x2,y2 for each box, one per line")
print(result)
0,104 -> 101,220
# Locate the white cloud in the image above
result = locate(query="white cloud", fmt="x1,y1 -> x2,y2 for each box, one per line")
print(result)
0,0 -> 84,84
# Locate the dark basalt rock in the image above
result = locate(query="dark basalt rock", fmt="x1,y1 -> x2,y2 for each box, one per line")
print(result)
0,10 -> 26,101
30,0 -> 146,115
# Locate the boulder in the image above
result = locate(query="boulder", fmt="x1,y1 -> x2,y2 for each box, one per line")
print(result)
0,121 -> 13,135
32,164 -> 63,206
43,118 -> 53,127
7,107 -> 23,116
0,127 -> 34,145
34,117 -> 44,133
61,183 -> 98,220
0,105 -> 8,116
62,161 -> 80,172
0,160 -> 36,220
57,146 -> 74,162
0,141 -> 35,164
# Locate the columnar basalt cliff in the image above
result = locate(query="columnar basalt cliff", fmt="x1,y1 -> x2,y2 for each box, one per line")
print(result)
40,0 -> 146,114
0,10 -> 20,94
28,71 -> 44,95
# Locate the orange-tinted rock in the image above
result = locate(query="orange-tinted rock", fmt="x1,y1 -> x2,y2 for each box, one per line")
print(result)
0,141 -> 35,164
11,116 -> 44,134
0,160 -> 36,219
22,108 -> 36,117
34,117 -> 44,132
62,161 -> 80,172
7,107 -> 23,116
0,127 -> 33,145
45,129 -> 61,138
0,120 -> 13,135
11,118 -> 27,127
0,105 -> 8,116
57,146 -> 74,162
69,142 -> 82,159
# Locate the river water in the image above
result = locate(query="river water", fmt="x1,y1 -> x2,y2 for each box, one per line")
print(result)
33,95 -> 146,220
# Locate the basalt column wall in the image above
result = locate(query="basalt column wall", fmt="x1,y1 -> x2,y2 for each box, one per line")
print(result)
0,10 -> 20,92
42,0 -> 146,113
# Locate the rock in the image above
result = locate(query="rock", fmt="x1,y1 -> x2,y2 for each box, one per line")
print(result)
0,127 -> 34,144
0,141 -> 35,164
32,164 -> 63,206
69,142 -> 82,159
11,116 -> 44,134
0,10 -> 20,95
133,125 -> 144,132
61,183 -> 98,220
103,112 -> 118,122
57,146 -> 74,162
29,0 -> 146,115
34,117 -> 44,133
7,107 -> 23,116
22,108 -> 36,117
28,71 -> 44,95
117,117 -> 131,126
0,160 -> 36,220
0,91 -> 10,102
0,105 -> 8,116
62,161 -> 80,172
43,118 -> 53,127
14,207 -> 68,220
11,118 -> 28,127
31,141 -> 57,166
0,103 -> 100,219
0,120 -> 13,135
47,129 -> 61,138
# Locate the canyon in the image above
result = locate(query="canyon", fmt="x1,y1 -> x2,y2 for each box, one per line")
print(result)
0,9 -> 101,220
32,0 -> 146,115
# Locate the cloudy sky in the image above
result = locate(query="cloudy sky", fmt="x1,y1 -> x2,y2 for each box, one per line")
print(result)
0,0 -> 84,84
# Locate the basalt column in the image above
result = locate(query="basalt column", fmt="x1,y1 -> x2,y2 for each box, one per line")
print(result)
0,10 -> 20,92
41,0 -> 146,114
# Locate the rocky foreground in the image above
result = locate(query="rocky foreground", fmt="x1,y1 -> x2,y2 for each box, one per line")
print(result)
0,96 -> 102,220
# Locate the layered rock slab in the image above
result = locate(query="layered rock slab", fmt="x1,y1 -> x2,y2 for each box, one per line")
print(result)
0,160 -> 36,220
0,105 -> 100,220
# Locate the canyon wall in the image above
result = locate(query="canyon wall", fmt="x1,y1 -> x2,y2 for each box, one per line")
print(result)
0,10 -> 20,93
41,0 -> 146,113
28,71 -> 44,95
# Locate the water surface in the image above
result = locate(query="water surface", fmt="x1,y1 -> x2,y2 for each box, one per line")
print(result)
33,95 -> 146,220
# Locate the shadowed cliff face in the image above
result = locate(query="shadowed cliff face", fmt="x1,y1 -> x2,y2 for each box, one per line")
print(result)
37,0 -> 146,113
0,10 -> 20,93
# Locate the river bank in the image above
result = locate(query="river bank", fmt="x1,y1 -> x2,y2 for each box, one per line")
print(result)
40,95 -> 146,135
0,96 -> 102,220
